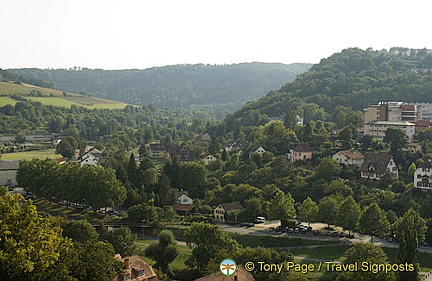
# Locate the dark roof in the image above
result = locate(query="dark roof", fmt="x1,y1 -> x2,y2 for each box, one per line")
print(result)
338,149 -> 365,160
360,154 -> 394,174
248,145 -> 264,153
0,160 -> 20,170
418,160 -> 432,169
176,190 -> 190,198
174,203 -> 193,212
195,265 -> 255,281
224,139 -> 249,151
219,202 -> 242,212
293,143 -> 313,152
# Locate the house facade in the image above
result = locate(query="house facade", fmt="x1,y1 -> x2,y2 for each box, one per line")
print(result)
149,144 -> 170,159
248,145 -> 266,155
223,139 -> 249,154
0,160 -> 20,186
332,149 -> 365,167
414,160 -> 432,191
214,202 -> 242,223
177,190 -> 193,205
199,153 -> 217,165
79,154 -> 98,166
288,143 -> 313,162
360,154 -> 398,180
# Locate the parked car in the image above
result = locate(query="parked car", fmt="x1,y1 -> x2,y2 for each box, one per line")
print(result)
240,222 -> 249,227
268,226 -> 275,232
247,222 -> 255,227
288,228 -> 294,233
313,230 -> 319,235
254,216 -> 266,223
107,210 -> 119,216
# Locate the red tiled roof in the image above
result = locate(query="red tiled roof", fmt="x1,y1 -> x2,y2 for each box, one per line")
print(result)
339,149 -> 365,160
174,203 -> 193,212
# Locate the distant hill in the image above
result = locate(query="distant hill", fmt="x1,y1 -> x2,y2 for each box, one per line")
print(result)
218,47 -> 432,133
9,63 -> 312,112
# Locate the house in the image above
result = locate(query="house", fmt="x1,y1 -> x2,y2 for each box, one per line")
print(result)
170,147 -> 197,163
195,265 -> 255,281
288,143 -> 313,162
0,160 -> 20,186
199,153 -> 217,164
86,148 -> 103,160
149,143 -> 170,159
177,190 -> 193,205
114,254 -> 158,281
332,149 -> 365,167
224,139 -> 249,154
360,153 -> 398,180
414,160 -> 432,191
248,145 -> 266,155
79,154 -> 98,166
52,136 -> 64,146
214,202 -> 242,223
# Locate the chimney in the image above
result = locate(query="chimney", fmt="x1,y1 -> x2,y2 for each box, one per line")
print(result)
124,258 -> 130,269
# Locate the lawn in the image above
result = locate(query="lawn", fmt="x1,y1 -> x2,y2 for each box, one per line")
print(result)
1,149 -> 61,161
0,96 -> 18,106
135,239 -> 192,270
33,198 -> 108,223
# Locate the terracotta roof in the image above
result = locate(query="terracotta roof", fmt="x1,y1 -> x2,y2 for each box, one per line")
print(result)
293,143 -> 313,152
195,265 -> 255,281
115,255 -> 158,281
338,149 -> 365,160
360,154 -> 394,174
219,202 -> 242,212
0,160 -> 20,170
174,203 -> 193,212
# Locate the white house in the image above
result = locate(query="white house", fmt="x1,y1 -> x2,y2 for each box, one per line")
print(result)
199,153 -> 217,165
332,149 -> 365,167
363,121 -> 416,143
248,145 -> 266,155
360,154 -> 398,180
0,160 -> 20,186
214,202 -> 242,223
176,190 -> 193,205
79,154 -> 98,166
414,160 -> 432,191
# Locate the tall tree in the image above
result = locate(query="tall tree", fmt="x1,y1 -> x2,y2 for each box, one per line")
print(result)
144,230 -> 179,273
103,227 -> 137,257
298,197 -> 318,226
357,202 -> 390,238
318,196 -> 340,228
267,191 -> 296,225
338,196 -> 360,235
383,127 -> 408,153
184,222 -> 239,271
315,157 -> 342,182
397,209 -> 426,281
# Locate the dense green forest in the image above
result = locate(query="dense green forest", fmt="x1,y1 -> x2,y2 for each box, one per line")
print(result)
9,63 -> 311,113
217,48 -> 432,134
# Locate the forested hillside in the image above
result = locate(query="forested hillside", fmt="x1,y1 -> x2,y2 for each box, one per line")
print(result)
9,63 -> 311,113
218,48 -> 432,134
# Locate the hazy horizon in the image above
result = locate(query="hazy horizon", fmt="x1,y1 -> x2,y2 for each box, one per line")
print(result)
2,0 -> 432,70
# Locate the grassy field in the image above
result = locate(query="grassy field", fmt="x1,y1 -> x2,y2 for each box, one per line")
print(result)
33,198 -> 107,223
0,149 -> 61,161
0,96 -> 18,106
0,81 -> 128,109
135,239 -> 192,270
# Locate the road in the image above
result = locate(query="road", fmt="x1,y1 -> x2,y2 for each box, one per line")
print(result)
217,221 -> 432,254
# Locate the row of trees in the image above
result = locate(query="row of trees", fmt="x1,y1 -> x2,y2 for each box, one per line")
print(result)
17,158 -> 126,209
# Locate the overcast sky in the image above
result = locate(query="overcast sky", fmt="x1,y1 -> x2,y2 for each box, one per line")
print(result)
1,0 -> 431,70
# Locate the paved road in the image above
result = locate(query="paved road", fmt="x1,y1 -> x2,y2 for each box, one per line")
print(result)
217,222 -> 432,254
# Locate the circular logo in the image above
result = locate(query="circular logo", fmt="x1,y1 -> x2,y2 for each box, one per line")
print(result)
220,259 -> 237,276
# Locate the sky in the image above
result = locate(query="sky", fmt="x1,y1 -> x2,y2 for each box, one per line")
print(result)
1,0 -> 432,70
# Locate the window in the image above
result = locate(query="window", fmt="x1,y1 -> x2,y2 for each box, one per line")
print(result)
418,174 -> 422,178
183,199 -> 188,203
